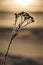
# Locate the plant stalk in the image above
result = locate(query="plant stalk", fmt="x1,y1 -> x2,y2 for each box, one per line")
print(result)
4,33 -> 17,65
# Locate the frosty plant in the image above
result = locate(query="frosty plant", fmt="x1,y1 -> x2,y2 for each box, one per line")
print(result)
4,12 -> 34,65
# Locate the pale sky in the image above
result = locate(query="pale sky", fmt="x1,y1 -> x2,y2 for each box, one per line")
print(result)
0,0 -> 43,12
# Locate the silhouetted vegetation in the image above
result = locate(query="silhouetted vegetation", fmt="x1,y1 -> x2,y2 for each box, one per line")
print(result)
3,12 -> 34,65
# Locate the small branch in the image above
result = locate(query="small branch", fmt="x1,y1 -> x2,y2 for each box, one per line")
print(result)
22,21 -> 31,28
3,12 -> 34,65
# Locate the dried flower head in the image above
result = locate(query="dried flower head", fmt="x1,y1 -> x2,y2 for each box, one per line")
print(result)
4,12 -> 35,65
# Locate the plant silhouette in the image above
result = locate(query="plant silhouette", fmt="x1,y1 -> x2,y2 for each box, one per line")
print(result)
4,12 -> 34,65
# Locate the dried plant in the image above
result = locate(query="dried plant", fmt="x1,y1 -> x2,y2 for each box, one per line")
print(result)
4,12 -> 34,65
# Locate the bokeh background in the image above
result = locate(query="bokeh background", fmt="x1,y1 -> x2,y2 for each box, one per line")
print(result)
0,0 -> 43,65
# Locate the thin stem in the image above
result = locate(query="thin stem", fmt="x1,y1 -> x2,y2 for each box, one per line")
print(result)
22,20 -> 32,28
20,19 -> 26,27
4,33 -> 17,65
15,13 -> 17,28
21,15 -> 23,23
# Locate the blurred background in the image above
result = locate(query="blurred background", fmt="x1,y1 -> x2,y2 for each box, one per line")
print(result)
0,0 -> 43,65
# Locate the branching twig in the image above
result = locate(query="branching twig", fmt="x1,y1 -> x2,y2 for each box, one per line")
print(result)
4,12 -> 34,65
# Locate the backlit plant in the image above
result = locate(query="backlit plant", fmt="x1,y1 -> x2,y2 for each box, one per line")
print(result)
4,12 -> 34,65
